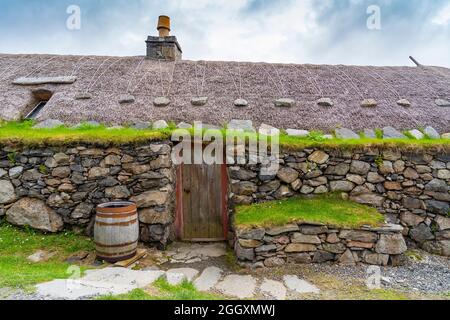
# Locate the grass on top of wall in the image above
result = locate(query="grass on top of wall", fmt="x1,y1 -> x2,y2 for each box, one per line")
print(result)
234,194 -> 385,229
0,222 -> 94,288
0,121 -> 449,151
0,121 -> 172,146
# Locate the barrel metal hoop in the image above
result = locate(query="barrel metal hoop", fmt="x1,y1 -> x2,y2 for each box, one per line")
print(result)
95,239 -> 138,248
96,248 -> 137,257
96,211 -> 137,219
95,218 -> 138,227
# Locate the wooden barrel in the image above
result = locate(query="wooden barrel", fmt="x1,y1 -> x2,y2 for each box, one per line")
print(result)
94,202 -> 139,263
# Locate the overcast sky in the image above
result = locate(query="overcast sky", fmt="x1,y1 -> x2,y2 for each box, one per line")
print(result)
0,0 -> 449,67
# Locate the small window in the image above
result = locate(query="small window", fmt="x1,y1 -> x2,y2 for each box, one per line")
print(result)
25,101 -> 48,119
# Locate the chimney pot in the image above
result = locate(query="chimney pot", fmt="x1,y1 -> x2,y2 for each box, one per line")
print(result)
157,15 -> 171,37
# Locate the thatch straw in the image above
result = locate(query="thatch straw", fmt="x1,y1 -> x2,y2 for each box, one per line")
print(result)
0,53 -> 449,132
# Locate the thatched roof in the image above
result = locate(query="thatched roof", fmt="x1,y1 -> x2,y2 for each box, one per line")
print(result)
0,53 -> 449,132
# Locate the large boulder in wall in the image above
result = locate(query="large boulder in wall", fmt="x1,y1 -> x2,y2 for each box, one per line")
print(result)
6,198 -> 63,233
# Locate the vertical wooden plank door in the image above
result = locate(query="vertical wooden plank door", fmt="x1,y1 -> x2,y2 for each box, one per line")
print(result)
176,164 -> 228,242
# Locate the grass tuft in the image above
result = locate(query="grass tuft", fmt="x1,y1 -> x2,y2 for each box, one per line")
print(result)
234,194 -> 385,229
0,222 -> 94,288
98,278 -> 225,300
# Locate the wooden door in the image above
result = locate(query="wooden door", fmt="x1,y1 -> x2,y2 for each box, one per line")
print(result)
175,164 -> 228,242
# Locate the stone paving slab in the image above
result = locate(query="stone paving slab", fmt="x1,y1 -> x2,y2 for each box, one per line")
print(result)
260,279 -> 287,300
166,268 -> 200,285
283,275 -> 320,294
194,267 -> 223,292
215,275 -> 257,299
36,268 -> 164,299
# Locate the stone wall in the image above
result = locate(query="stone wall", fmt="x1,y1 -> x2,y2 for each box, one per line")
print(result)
229,148 -> 450,256
0,142 -> 175,249
234,223 -> 407,267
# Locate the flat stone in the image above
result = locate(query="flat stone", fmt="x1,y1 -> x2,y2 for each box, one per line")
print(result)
410,224 -> 434,243
36,268 -> 163,299
308,151 -> 329,164
364,129 -> 377,138
383,127 -> 406,139
335,128 -> 360,139
260,279 -> 287,300
286,129 -> 309,137
153,120 -> 169,129
339,249 -> 356,266
237,228 -> 266,240
330,180 -> 355,192
438,169 -> 450,179
313,251 -> 335,263
409,129 -> 424,140
228,120 -> 255,132
375,233 -> 407,255
176,122 -> 192,129
299,225 -> 328,235
435,216 -> 450,231
238,239 -> 262,248
235,242 -> 255,261
317,98 -> 333,107
350,160 -> 370,175
274,98 -> 295,108
216,275 -> 256,299
338,230 -> 378,243
191,97 -> 208,106
325,163 -> 350,176
291,233 -> 321,244
194,267 -> 223,292
400,212 -> 425,227
138,207 -> 171,224
363,252 -> 389,266
424,126 -> 440,139
6,198 -> 63,232
425,179 -> 448,193
361,99 -> 377,108
13,76 -> 77,85
118,94 -> 135,104
397,99 -> 411,107
426,200 -> 450,216
166,268 -> 199,285
283,275 -> 320,294
0,180 -> 16,204
266,224 -> 299,236
153,97 -> 170,107
322,243 -> 347,254
234,98 -> 248,107
285,243 -> 317,253
33,119 -> 64,129
277,167 -> 299,184
435,98 -> 450,107
27,250 -> 56,263
259,123 -> 280,136
442,133 -> 450,139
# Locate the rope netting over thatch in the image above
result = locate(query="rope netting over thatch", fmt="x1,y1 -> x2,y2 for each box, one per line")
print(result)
0,53 -> 449,132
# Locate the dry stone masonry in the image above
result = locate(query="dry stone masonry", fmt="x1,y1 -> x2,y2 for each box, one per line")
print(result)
234,223 -> 407,267
1,142 -> 449,260
230,148 -> 450,257
0,142 -> 174,248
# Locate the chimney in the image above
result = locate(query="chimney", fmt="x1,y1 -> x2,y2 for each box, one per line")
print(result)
146,15 -> 182,61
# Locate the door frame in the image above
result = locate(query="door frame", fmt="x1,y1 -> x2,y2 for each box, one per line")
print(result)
175,163 -> 229,242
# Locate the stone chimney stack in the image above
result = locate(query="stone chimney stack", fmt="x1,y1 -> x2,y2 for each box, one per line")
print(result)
146,15 -> 182,60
